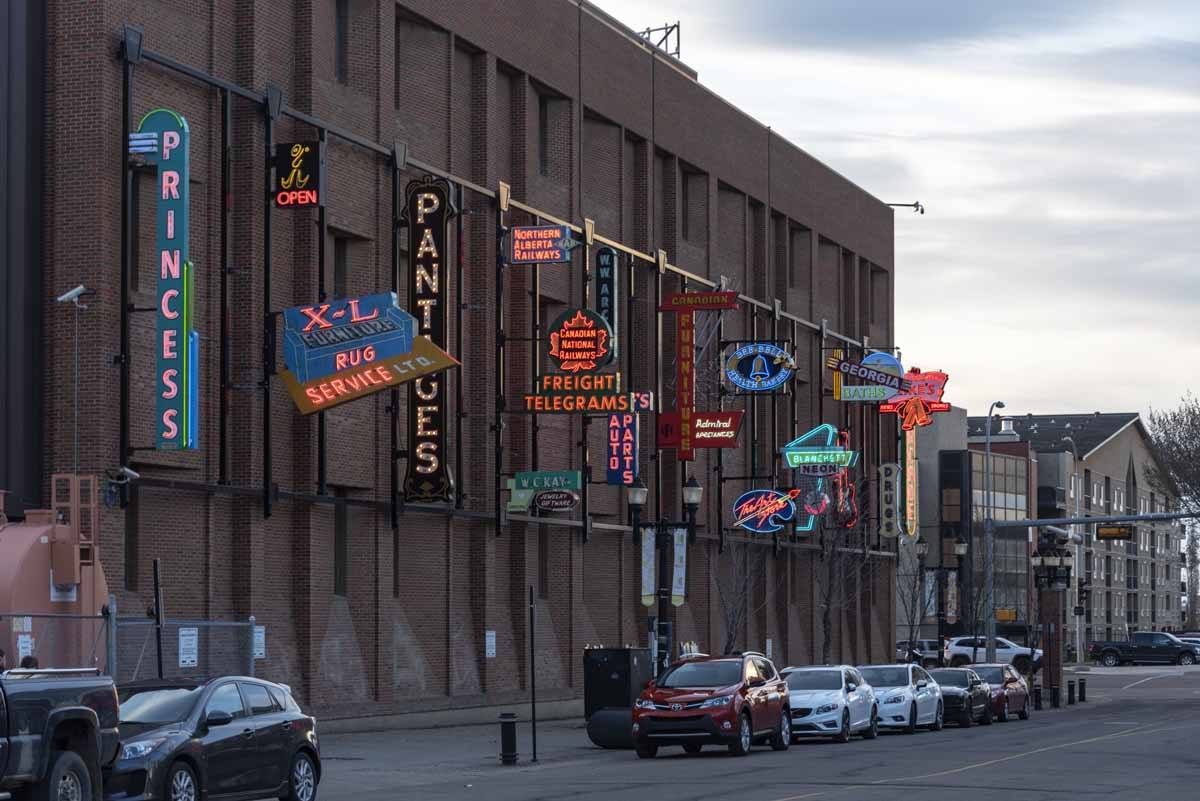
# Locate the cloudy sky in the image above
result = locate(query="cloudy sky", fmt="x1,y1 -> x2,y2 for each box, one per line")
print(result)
597,0 -> 1200,418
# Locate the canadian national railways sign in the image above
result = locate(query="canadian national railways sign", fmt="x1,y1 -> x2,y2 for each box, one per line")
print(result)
402,177 -> 457,503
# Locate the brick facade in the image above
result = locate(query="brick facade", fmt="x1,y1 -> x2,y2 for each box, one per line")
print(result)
22,0 -> 897,716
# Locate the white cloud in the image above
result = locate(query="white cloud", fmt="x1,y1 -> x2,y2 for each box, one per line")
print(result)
596,0 -> 1200,416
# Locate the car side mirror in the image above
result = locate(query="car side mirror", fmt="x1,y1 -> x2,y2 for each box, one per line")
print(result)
205,710 -> 235,728
846,683 -> 857,692
748,678 -> 767,688
916,680 -> 928,689
645,680 -> 655,690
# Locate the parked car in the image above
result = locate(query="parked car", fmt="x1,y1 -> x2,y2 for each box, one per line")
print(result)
105,677 -> 320,801
855,664 -> 943,734
929,668 -> 991,727
779,666 -> 877,742
0,666 -> 120,801
632,652 -> 790,758
970,663 -> 1031,721
944,636 -> 1041,672
895,639 -> 942,667
1087,631 -> 1200,667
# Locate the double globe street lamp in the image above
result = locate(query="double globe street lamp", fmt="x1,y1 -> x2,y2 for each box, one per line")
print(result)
915,534 -> 969,664
627,476 -> 703,673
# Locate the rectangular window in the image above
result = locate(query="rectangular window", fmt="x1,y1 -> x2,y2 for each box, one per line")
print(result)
334,489 -> 349,596
335,0 -> 350,84
537,528 -> 549,599
680,173 -> 691,241
538,94 -> 550,176
334,236 -> 350,297
124,485 -> 140,591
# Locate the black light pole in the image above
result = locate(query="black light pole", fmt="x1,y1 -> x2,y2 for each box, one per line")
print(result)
630,476 -> 702,674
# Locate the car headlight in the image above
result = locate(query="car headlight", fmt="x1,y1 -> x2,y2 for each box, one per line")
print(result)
120,739 -> 165,760
635,698 -> 656,710
698,695 -> 734,709
815,703 -> 839,714
884,695 -> 906,705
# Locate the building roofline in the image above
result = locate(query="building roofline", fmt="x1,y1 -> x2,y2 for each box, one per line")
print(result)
1081,415 -> 1141,460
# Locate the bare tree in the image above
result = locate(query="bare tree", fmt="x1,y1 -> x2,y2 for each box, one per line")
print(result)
1187,525 -> 1200,630
713,539 -> 785,655
896,548 -> 932,654
1145,396 -> 1200,628
813,514 -> 880,665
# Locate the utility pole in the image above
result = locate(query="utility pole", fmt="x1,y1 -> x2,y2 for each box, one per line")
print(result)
985,400 -> 1005,663
1062,436 -> 1082,663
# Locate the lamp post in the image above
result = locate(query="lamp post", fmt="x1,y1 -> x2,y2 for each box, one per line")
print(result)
1061,435 -> 1082,664
628,476 -> 702,674
984,400 -> 1006,663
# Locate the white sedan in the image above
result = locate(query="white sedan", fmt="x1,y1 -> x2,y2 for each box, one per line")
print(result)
780,666 -> 878,742
856,663 -> 943,733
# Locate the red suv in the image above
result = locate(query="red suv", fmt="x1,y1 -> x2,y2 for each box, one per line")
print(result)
631,652 -> 791,758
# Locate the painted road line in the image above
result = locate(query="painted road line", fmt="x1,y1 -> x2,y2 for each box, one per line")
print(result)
1121,673 -> 1177,690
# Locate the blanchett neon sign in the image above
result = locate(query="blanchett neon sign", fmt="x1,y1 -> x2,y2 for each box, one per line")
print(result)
130,109 -> 198,450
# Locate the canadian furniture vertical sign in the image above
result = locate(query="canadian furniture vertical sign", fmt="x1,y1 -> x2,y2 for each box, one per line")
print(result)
129,109 -> 198,450
402,178 -> 456,502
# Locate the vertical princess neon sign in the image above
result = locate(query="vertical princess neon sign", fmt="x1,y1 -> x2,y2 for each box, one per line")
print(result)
131,109 -> 198,449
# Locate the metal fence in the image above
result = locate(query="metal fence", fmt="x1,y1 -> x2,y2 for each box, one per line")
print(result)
4,596 -> 255,682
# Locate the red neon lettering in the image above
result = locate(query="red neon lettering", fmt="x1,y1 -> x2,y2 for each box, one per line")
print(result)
162,369 -> 178,399
162,130 -> 180,159
162,408 -> 178,439
300,304 -> 333,331
162,170 -> 180,200
305,387 -> 324,405
162,329 -> 177,359
161,289 -> 179,319
348,299 -> 379,323
161,249 -> 181,279
274,189 -> 318,206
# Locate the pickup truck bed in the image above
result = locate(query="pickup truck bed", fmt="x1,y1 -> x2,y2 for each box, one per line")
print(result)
0,669 -> 120,801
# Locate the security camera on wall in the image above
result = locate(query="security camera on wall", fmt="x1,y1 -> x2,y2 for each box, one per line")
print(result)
56,285 -> 88,303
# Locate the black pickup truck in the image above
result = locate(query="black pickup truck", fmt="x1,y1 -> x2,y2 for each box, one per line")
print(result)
0,668 -> 120,801
1088,631 -> 1200,667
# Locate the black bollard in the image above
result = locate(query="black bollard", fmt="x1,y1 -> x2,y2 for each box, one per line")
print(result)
1051,686 -> 1061,708
1068,680 -> 1075,705
1033,686 -> 1043,710
1079,678 -> 1087,703
499,712 -> 519,765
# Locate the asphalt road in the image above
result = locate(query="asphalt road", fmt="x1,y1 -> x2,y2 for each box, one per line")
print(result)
319,667 -> 1200,801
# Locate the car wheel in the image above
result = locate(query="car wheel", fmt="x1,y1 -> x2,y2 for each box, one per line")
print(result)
770,710 -> 791,751
636,744 -> 658,759
165,762 -> 198,801
728,713 -> 753,757
904,703 -> 918,734
283,751 -> 317,801
682,743 -> 703,754
42,751 -> 91,801
1102,652 -> 1120,668
998,697 -> 1009,722
862,707 -> 879,740
833,710 -> 851,743
981,701 -> 993,725
1017,696 -> 1030,720
1179,652 -> 1195,666
931,702 -> 944,732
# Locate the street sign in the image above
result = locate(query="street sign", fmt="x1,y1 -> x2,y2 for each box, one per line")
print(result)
1096,524 -> 1135,540
178,627 -> 198,668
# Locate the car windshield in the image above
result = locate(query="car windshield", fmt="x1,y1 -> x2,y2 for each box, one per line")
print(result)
118,686 -> 204,724
973,667 -> 1005,684
858,667 -> 909,688
930,670 -> 969,687
658,660 -> 742,688
786,670 -> 842,691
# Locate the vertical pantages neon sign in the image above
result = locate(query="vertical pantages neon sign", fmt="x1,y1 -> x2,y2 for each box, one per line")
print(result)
402,177 -> 457,502
130,109 -> 198,450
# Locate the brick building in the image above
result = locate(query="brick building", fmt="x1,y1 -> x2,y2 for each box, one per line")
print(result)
2,0 -> 897,716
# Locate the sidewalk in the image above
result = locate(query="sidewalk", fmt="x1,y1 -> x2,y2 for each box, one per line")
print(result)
318,716 -> 614,798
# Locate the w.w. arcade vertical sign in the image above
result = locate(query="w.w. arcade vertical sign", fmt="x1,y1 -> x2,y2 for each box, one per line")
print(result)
402,177 -> 457,502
